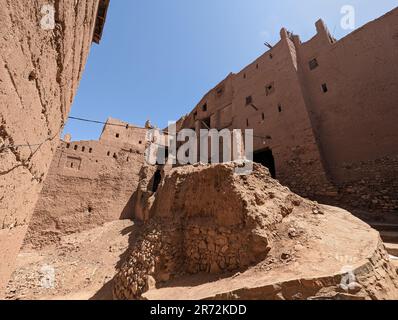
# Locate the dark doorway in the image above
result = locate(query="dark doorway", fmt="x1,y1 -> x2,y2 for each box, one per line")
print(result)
254,149 -> 276,178
151,170 -> 162,193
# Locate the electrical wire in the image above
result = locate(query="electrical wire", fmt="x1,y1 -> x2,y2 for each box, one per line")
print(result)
0,116 -> 272,152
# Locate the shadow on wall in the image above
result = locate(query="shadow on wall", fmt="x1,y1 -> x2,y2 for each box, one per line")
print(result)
90,165 -> 167,300
89,221 -> 142,300
119,193 -> 136,220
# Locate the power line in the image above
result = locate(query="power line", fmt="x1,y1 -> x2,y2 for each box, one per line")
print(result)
68,116 -> 139,128
1,116 -> 272,152
0,130 -> 62,153
0,116 -> 145,152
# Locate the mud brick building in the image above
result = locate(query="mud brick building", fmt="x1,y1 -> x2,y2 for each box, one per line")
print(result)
2,2 -> 397,299
176,8 -> 398,216
24,118 -> 147,248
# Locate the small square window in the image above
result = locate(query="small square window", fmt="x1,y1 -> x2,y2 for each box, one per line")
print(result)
202,103 -> 207,112
89,148 -> 93,153
309,58 -> 319,70
74,145 -> 78,151
66,143 -> 70,149
322,83 -> 328,93
116,133 -> 120,138
245,96 -> 253,106
82,146 -> 85,152
256,64 -> 259,69
266,82 -> 275,96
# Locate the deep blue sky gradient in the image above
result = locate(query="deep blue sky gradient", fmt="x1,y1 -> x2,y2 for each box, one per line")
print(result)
64,0 -> 398,141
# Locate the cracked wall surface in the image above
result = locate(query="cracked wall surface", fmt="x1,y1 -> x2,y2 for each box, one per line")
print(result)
0,0 -> 102,296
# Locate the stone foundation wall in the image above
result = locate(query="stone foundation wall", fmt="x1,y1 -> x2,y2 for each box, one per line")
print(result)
183,222 -> 269,274
320,155 -> 398,218
276,144 -> 338,199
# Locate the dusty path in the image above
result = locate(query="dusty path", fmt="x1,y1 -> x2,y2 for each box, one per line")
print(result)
5,220 -> 136,300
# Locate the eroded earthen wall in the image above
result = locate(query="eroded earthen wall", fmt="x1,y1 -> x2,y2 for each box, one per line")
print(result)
114,163 -> 398,300
0,0 -> 102,295
24,122 -> 147,248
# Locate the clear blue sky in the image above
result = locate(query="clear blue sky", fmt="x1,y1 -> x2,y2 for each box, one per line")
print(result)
64,0 -> 398,141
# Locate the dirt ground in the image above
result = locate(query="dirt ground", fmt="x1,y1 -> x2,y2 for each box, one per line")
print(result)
5,220 -> 136,300
5,215 -> 398,300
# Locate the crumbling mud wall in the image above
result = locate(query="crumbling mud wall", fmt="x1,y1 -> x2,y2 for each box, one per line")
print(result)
113,163 -> 398,300
0,0 -> 106,295
24,121 -> 147,248
114,163 -> 293,299
114,164 -> 295,298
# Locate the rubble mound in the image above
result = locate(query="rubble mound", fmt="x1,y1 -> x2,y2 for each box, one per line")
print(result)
113,163 -> 398,300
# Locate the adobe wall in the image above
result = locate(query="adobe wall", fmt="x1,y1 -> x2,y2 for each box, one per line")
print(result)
24,121 -> 147,248
230,30 -> 335,198
294,8 -> 398,214
100,117 -> 148,151
176,7 -> 398,216
0,0 -> 105,295
177,32 -> 335,199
